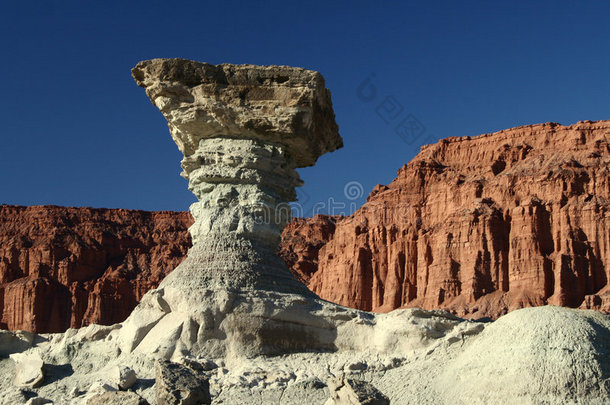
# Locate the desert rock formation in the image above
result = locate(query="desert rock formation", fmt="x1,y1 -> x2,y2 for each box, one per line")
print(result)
3,120 -> 610,335
123,58 -> 357,359
294,121 -> 610,319
279,215 -> 340,284
0,205 -> 191,333
0,59 -> 608,405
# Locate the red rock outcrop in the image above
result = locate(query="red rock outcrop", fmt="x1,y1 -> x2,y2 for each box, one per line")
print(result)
295,120 -> 610,319
3,120 -> 610,333
279,215 -> 341,284
0,205 -> 192,332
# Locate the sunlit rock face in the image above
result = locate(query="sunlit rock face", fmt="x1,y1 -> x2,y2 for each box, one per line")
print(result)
0,205 -> 192,333
132,58 -> 341,251
287,120 -> 610,319
126,58 -> 351,359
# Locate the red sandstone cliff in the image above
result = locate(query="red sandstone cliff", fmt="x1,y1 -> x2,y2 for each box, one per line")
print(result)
3,120 -> 610,333
279,215 -> 341,284
292,120 -> 610,319
0,205 -> 192,332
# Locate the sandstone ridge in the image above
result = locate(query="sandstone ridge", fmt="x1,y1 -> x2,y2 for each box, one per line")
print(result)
286,120 -> 610,319
0,205 -> 191,333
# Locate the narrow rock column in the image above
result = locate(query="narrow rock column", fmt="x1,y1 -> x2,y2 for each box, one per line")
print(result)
182,136 -> 302,249
132,58 -> 342,270
124,59 -> 346,358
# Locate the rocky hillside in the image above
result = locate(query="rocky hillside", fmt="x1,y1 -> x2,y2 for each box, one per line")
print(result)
0,205 -> 192,332
288,120 -> 610,318
2,120 -> 610,333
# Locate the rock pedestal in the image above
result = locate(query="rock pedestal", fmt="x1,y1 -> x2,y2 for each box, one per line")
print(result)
121,59 -> 346,359
131,58 -> 341,291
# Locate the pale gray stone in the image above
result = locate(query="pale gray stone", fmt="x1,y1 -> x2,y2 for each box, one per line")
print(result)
120,58 -> 354,361
10,351 -> 44,389
111,365 -> 137,390
131,58 -> 342,169
87,381 -> 117,394
0,387 -> 29,405
86,391 -> 149,405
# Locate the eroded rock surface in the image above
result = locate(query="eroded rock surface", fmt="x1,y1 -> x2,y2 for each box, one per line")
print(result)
121,58 -> 357,360
294,121 -> 610,319
155,360 -> 210,405
279,215 -> 340,284
437,307 -> 610,403
111,365 -> 137,391
325,375 -> 390,405
0,205 -> 192,332
86,391 -> 149,405
10,351 -> 44,388
4,118 -> 610,336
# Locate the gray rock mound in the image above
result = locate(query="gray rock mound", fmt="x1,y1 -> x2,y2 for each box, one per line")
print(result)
437,306 -> 610,404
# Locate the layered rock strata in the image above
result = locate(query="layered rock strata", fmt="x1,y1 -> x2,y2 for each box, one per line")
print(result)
123,58 -> 353,359
3,120 -> 610,335
0,205 -> 191,333
279,215 -> 340,284
294,121 -> 610,319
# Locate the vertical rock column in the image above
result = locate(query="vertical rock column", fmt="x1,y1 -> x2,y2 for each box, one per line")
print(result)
183,137 -> 301,249
125,58 -> 345,358
174,136 -> 312,293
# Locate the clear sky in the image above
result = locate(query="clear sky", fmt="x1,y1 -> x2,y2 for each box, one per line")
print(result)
1,1 -> 609,215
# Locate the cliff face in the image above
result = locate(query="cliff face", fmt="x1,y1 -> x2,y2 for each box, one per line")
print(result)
300,120 -> 610,319
3,120 -> 610,333
279,215 -> 340,284
0,205 -> 192,332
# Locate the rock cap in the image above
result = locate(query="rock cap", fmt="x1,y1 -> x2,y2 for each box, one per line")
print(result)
132,58 -> 343,167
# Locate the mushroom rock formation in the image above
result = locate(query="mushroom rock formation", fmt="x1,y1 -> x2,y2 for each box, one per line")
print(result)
2,60 -> 609,404
122,58 -> 351,359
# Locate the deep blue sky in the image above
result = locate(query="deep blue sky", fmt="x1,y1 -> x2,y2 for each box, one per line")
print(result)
1,1 -> 609,215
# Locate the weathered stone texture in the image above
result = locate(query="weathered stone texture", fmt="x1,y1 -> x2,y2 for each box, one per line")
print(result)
3,120 -> 610,334
0,205 -> 192,332
299,121 -> 610,318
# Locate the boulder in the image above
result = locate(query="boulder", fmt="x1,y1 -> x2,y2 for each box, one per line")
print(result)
325,375 -> 390,405
10,351 -> 44,388
110,365 -> 137,390
155,360 -> 211,405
